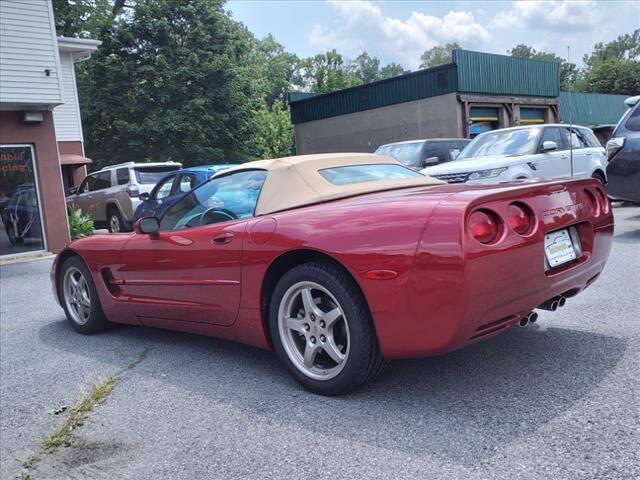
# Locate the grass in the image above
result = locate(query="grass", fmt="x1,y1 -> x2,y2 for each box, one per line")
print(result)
22,375 -> 118,471
41,375 -> 117,453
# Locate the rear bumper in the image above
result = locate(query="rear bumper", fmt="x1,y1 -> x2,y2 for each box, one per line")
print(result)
371,180 -> 614,359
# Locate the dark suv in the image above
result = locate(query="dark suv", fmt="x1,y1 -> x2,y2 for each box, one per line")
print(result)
374,138 -> 471,170
606,96 -> 640,204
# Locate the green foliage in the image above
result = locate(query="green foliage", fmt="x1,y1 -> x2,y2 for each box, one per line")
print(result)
419,43 -> 460,69
68,206 -> 94,239
52,0 -> 121,38
75,0 -> 261,169
253,99 -> 293,159
299,49 -> 360,93
581,58 -> 640,95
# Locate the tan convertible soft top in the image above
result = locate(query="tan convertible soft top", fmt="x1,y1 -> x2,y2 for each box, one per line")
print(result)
216,153 -> 444,216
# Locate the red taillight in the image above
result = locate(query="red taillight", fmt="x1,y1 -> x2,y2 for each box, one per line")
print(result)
583,188 -> 600,217
126,186 -> 139,198
506,203 -> 533,235
595,187 -> 610,214
469,210 -> 499,244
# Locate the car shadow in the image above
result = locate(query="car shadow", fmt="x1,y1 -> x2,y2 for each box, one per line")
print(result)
614,229 -> 640,243
38,319 -> 625,465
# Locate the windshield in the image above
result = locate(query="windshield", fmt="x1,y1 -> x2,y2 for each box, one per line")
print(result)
375,142 -> 424,167
135,166 -> 180,184
457,128 -> 541,160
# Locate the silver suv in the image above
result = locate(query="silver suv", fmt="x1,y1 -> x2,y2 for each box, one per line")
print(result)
66,162 -> 182,232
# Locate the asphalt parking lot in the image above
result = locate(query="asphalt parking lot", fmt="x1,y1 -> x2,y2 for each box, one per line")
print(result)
1,206 -> 639,480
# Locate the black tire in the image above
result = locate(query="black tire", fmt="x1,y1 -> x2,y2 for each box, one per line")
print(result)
592,172 -> 606,185
58,256 -> 111,334
269,261 -> 386,395
107,207 -> 126,233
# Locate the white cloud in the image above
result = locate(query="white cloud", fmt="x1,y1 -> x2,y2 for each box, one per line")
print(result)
307,0 -> 491,69
491,1 -> 600,32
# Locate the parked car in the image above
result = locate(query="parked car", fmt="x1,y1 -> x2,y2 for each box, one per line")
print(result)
1,184 -> 42,245
133,164 -> 234,221
605,95 -> 640,204
52,153 -> 613,395
66,162 -> 182,233
422,124 -> 607,184
374,138 -> 470,170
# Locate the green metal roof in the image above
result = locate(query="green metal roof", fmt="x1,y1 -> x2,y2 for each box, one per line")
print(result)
559,91 -> 629,126
289,49 -> 560,124
453,50 -> 559,98
289,64 -> 458,124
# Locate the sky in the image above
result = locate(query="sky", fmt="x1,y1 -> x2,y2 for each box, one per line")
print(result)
227,0 -> 640,69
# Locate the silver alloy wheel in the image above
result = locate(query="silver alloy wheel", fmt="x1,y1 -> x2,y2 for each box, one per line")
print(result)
63,266 -> 92,325
278,281 -> 350,381
109,214 -> 121,233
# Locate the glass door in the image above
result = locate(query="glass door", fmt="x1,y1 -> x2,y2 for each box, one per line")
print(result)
0,145 -> 46,256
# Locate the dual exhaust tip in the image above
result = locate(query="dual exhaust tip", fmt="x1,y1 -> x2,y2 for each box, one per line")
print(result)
519,295 -> 567,327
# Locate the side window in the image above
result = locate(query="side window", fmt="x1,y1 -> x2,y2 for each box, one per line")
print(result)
176,173 -> 197,193
116,168 -> 130,185
578,128 -> 602,148
160,170 -> 267,231
93,171 -> 112,190
625,105 -> 640,132
79,174 -> 97,193
423,144 -> 445,162
154,175 -> 176,201
562,128 -> 587,149
540,127 -> 566,151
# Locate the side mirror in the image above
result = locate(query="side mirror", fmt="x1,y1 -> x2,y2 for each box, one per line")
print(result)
139,192 -> 150,201
422,156 -> 440,168
134,216 -> 160,235
67,187 -> 78,196
541,140 -> 558,152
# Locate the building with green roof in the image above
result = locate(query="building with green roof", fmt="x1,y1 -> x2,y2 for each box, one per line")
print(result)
288,49 -> 630,154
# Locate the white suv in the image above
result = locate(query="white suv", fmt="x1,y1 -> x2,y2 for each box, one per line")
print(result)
422,124 -> 607,184
67,162 -> 182,232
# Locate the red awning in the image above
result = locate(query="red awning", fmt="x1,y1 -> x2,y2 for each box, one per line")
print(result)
59,154 -> 92,165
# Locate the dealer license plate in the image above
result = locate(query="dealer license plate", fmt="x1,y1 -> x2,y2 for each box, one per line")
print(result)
544,229 -> 577,267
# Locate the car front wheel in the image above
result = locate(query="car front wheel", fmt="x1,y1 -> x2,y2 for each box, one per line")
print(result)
59,256 -> 111,334
270,262 -> 385,395
108,208 -> 125,233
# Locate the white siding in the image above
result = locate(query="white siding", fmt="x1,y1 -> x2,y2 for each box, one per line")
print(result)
53,52 -> 83,141
0,0 -> 62,106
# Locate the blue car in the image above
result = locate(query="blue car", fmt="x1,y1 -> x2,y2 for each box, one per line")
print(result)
133,164 -> 234,221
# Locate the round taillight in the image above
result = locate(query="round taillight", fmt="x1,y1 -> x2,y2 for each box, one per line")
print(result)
506,203 -> 533,235
595,187 -> 610,214
583,189 -> 600,217
469,210 -> 499,244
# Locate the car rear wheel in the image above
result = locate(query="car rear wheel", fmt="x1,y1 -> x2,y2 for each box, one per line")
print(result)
107,208 -> 125,233
591,172 -> 606,185
59,256 -> 111,334
270,262 -> 385,395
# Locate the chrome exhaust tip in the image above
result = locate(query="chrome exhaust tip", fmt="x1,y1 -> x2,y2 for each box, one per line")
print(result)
519,316 -> 529,327
528,312 -> 539,324
558,296 -> 567,307
538,297 -> 561,311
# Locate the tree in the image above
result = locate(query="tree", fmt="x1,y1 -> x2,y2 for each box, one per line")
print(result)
583,29 -> 640,68
581,59 -> 640,95
248,34 -> 300,107
52,0 -> 129,38
253,99 -> 294,159
299,50 -> 360,93
352,52 -> 381,84
380,62 -> 409,79
508,44 -> 579,91
77,0 -> 261,168
419,43 -> 460,69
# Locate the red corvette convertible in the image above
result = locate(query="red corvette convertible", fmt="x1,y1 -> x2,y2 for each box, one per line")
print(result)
52,153 -> 613,395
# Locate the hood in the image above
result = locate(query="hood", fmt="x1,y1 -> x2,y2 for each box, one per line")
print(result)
422,154 -> 529,175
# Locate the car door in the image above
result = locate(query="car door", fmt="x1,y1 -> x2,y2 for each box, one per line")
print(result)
155,172 -> 198,217
576,127 -> 605,177
532,126 -> 569,180
117,169 -> 267,326
136,173 -> 177,218
561,127 -> 591,178
70,173 -> 98,217
90,170 -> 113,222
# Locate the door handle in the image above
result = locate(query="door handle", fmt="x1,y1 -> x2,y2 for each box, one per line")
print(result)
560,155 -> 569,159
212,232 -> 234,245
